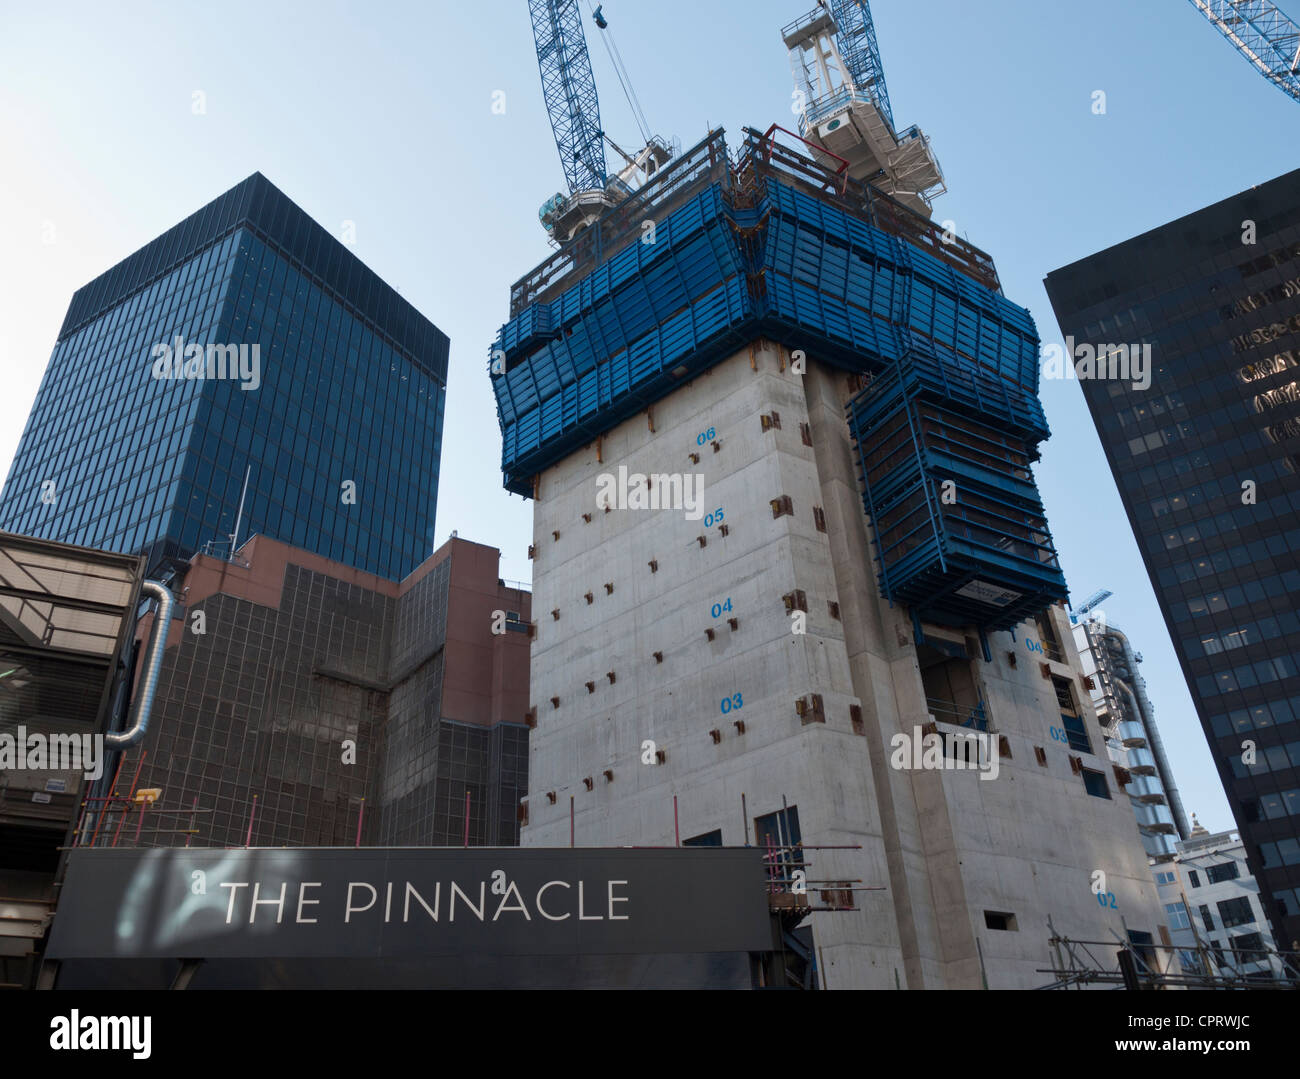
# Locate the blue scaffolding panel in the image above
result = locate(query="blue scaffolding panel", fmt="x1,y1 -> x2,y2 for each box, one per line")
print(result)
490,131 -> 1043,498
846,353 -> 1069,630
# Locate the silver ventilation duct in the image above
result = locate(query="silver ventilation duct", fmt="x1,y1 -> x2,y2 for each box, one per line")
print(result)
105,579 -> 175,749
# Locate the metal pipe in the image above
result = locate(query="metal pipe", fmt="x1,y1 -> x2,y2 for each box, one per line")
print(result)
1103,626 -> 1191,839
105,579 -> 175,749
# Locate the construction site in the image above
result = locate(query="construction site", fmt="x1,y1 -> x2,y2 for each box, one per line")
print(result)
489,0 -> 1172,989
6,0 -> 1300,997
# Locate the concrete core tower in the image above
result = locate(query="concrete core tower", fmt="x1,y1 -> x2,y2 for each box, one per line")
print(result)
490,128 -> 1164,988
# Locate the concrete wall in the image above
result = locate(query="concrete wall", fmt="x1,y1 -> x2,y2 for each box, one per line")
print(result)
523,343 -> 1165,988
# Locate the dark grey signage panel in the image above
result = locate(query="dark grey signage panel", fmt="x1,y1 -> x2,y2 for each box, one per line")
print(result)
47,847 -> 772,960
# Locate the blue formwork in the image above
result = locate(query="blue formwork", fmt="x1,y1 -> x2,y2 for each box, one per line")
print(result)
755,183 -> 1041,392
492,185 -> 754,492
493,129 -> 1067,629
490,133 -> 1045,498
845,341 -> 1069,631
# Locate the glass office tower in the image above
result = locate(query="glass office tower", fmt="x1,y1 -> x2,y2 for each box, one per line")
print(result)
0,173 -> 447,581
1045,169 -> 1300,948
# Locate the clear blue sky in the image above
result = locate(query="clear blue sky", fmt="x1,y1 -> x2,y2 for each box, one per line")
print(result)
3,0 -> 1297,830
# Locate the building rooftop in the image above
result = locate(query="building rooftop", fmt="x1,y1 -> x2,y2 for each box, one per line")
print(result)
58,172 -> 449,384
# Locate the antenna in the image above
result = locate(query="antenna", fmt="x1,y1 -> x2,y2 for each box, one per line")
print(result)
229,465 -> 252,555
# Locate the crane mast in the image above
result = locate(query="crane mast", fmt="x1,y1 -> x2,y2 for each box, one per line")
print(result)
783,0 -> 945,215
529,0 -> 607,194
528,0 -> 672,244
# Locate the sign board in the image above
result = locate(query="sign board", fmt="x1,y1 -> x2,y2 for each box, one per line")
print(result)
46,847 -> 773,960
955,580 -> 1022,607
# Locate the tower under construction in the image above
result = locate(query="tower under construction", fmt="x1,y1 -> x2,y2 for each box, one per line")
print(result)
490,0 -> 1164,988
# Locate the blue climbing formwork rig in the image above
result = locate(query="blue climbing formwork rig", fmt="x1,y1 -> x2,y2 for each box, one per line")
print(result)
845,341 -> 1068,632
490,125 -> 1068,630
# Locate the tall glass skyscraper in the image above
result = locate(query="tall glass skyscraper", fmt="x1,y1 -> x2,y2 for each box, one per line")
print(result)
0,173 -> 447,581
1046,169 -> 1300,948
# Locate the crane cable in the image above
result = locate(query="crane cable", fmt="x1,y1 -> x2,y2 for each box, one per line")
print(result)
586,2 -> 652,146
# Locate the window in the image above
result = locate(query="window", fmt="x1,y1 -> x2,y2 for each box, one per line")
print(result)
1189,869 -> 1201,888
1199,904 -> 1214,932
1127,929 -> 1157,972
920,643 -> 985,729
1036,611 -> 1064,661
683,829 -> 722,847
1062,714 -> 1091,753
1155,871 -> 1176,885
1273,888 -> 1300,917
1054,675 -> 1091,753
984,910 -> 1017,931
1206,861 -> 1241,884
1082,767 -> 1110,799
1217,896 -> 1254,929
1229,931 -> 1266,964
1164,901 -> 1191,930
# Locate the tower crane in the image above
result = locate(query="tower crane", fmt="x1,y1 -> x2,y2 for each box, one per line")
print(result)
782,1 -> 944,215
1068,588 -> 1113,625
527,0 -> 672,244
1076,589 -> 1113,617
1188,0 -> 1300,104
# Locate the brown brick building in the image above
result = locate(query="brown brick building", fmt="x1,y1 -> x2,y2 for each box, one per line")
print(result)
115,533 -> 530,848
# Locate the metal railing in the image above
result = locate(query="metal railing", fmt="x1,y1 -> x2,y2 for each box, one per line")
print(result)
505,125 -> 1004,322
927,697 -> 990,731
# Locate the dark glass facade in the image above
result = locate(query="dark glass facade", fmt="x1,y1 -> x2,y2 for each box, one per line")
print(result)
0,173 -> 447,582
1045,169 -> 1300,947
